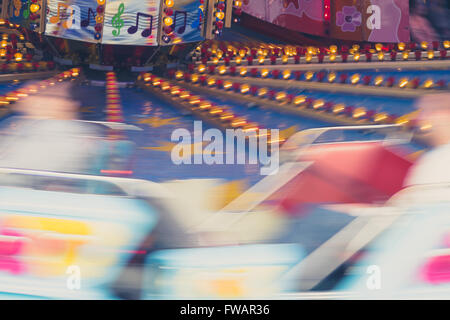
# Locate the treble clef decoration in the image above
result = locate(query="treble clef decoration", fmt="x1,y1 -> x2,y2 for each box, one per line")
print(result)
111,3 -> 125,37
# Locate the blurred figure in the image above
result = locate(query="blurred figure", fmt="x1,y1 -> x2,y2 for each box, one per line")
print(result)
409,0 -> 439,43
428,0 -> 450,41
404,93 -> 450,186
0,82 -> 111,174
14,82 -> 79,120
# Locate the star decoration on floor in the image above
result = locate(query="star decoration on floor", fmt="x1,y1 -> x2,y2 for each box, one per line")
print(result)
279,125 -> 299,141
136,116 -> 181,128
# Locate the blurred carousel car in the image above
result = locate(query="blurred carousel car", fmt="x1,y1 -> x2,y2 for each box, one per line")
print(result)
0,116 -> 171,299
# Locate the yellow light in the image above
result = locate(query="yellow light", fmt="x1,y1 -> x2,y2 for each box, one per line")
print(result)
281,55 -> 288,64
239,67 -> 247,76
305,71 -> 314,81
199,102 -> 212,110
423,79 -> 434,89
293,95 -> 306,105
207,78 -> 216,86
312,99 -> 325,109
220,112 -> 235,120
333,104 -> 345,114
238,49 -> 246,57
14,52 -> 22,62
164,16 -> 173,26
421,41 -> 428,50
353,107 -> 366,119
191,74 -> 199,83
398,78 -> 409,88
16,91 -> 28,97
329,54 -> 336,62
170,86 -> 181,95
258,87 -> 268,97
180,91 -> 191,99
5,95 -> 18,101
27,86 -> 38,93
1,40 -> 7,48
420,123 -> 433,132
395,117 -> 409,126
444,41 -> 450,49
352,44 -> 360,52
427,50 -> 434,60
275,91 -> 287,101
353,53 -> 360,61
175,71 -> 183,79
260,69 -> 269,78
398,42 -> 406,51
30,3 -> 40,13
216,51 -> 223,59
282,70 -> 291,79
212,57 -> 219,64
402,51 -> 410,60
231,117 -> 247,127
374,112 -> 388,122
305,54 -> 312,62
189,96 -> 201,105
240,84 -> 250,94
152,78 -> 161,86
375,43 -> 383,51
71,68 -> 80,76
216,11 -> 225,20
307,46 -> 316,55
218,65 -> 227,74
374,76 -> 384,86
350,74 -> 360,84
209,107 -> 224,115
165,0 -> 174,7
258,56 -> 265,64
377,52 -> 384,61
243,124 -> 260,133
235,57 -> 242,65
223,81 -> 233,89
198,64 -> 206,73
329,45 -> 338,54
161,82 -> 171,91
326,72 -> 336,83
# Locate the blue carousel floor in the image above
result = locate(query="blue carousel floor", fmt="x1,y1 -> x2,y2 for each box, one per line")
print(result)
76,82 -> 427,185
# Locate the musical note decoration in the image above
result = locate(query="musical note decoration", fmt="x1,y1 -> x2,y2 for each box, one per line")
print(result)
111,3 -> 125,37
127,12 -> 153,38
173,10 -> 187,34
49,3 -> 74,29
81,8 -> 96,28
191,7 -> 203,30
